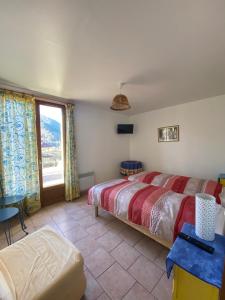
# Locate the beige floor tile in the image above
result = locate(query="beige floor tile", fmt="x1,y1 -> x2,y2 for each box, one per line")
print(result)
45,208 -> 64,219
22,218 -> 34,229
84,204 -> 94,214
99,210 -> 115,218
97,293 -> 111,300
78,215 -> 98,228
119,227 -> 143,246
98,263 -> 135,300
56,218 -> 80,233
84,204 -> 95,212
97,292 -> 111,300
24,225 -> 37,234
34,221 -> 62,234
97,231 -> 122,251
154,248 -> 169,271
76,198 -> 89,207
128,255 -> 163,292
0,238 -> 8,250
0,233 -> 4,241
12,230 -> 28,243
111,241 -> 140,269
64,206 -> 84,215
63,225 -> 88,243
85,248 -> 115,278
30,214 -> 52,227
151,272 -> 172,300
135,237 -> 165,261
51,211 -> 70,223
123,282 -> 154,300
84,270 -> 103,300
63,201 -> 78,209
97,210 -> 116,224
75,236 -> 101,258
29,209 -> 49,219
106,220 -> 127,234
46,222 -> 64,236
71,209 -> 90,221
87,223 -> 108,239
11,221 -> 35,235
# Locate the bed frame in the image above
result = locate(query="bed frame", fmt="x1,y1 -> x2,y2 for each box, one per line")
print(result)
94,206 -> 172,249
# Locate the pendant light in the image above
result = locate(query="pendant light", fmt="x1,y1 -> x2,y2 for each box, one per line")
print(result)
110,82 -> 131,111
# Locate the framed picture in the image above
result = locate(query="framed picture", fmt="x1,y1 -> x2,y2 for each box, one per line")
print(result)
158,125 -> 179,142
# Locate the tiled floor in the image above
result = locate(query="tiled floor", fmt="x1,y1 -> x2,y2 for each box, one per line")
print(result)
0,195 -> 172,300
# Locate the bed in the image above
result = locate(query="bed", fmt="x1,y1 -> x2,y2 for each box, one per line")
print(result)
0,226 -> 86,300
128,171 -> 224,204
88,179 -> 225,249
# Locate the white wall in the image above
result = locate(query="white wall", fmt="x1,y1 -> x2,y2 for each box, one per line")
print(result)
75,103 -> 129,183
129,95 -> 225,180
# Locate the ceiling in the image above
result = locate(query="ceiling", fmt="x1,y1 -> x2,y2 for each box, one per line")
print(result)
0,0 -> 225,115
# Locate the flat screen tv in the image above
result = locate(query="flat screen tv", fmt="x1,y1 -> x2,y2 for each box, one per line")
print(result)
117,124 -> 134,134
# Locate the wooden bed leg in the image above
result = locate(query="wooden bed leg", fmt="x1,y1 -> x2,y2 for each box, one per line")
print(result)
94,206 -> 98,217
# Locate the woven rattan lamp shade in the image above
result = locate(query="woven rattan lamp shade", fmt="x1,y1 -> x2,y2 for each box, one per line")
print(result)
110,94 -> 131,111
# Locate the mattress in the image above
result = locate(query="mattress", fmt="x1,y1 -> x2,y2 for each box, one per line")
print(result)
89,179 -> 225,243
0,226 -> 86,300
128,171 -> 223,204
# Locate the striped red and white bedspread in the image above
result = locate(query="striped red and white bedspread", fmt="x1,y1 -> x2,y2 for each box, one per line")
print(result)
128,171 -> 223,204
88,179 -> 196,242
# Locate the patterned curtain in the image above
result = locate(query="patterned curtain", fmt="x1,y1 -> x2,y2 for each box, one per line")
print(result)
65,104 -> 80,201
0,90 -> 41,214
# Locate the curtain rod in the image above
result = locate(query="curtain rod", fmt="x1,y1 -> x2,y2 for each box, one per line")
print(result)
0,85 -> 70,107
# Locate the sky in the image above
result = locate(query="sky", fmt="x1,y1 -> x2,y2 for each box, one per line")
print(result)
40,105 -> 62,123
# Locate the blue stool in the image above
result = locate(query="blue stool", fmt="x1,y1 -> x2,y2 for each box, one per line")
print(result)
0,195 -> 28,234
120,160 -> 143,176
0,207 -> 21,245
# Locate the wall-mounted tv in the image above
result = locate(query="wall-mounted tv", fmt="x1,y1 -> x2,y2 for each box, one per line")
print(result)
117,124 -> 134,134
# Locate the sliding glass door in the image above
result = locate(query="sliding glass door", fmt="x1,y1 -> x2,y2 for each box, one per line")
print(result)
36,101 -> 66,206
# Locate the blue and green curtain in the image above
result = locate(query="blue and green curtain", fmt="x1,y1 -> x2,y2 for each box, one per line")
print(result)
0,90 -> 41,214
65,104 -> 80,201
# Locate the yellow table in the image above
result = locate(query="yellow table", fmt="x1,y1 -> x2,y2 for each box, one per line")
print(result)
172,266 -> 219,300
166,224 -> 225,300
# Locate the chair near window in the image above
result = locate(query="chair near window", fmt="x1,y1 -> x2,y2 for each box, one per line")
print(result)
0,177 -> 28,245
0,207 -> 20,245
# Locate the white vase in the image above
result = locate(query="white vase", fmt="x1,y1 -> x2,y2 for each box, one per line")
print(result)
195,193 -> 216,241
